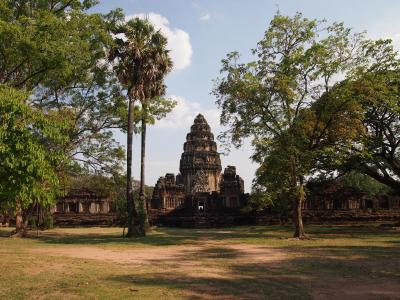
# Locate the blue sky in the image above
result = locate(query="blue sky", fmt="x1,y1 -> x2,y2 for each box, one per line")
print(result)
93,0 -> 400,191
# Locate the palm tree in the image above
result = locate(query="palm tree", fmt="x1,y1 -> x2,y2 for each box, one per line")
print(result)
110,18 -> 172,237
139,57 -> 172,229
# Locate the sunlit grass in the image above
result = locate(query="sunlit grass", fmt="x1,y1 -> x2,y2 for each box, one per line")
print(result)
0,224 -> 399,299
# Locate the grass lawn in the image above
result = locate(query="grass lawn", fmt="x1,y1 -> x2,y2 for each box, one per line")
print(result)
0,224 -> 399,299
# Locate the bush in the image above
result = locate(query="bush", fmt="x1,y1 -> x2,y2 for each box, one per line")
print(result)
28,216 -> 37,230
43,215 -> 54,229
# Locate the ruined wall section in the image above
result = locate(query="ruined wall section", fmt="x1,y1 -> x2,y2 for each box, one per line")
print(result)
151,173 -> 186,209
220,166 -> 245,208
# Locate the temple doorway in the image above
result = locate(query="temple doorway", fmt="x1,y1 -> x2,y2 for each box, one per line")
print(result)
198,201 -> 204,212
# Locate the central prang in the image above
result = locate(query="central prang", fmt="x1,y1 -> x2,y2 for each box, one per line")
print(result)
180,113 -> 222,194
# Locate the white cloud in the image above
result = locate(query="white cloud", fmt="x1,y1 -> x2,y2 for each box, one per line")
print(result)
126,13 -> 193,71
199,12 -> 211,22
390,33 -> 400,51
155,95 -> 221,131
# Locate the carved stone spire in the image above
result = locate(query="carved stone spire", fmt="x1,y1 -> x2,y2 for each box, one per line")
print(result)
179,114 -> 222,194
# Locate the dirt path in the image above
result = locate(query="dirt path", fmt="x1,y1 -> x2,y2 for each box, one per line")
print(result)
31,241 -> 286,266
29,237 -> 400,299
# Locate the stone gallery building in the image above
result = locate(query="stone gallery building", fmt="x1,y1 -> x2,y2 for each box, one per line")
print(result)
53,188 -> 116,226
150,114 -> 247,226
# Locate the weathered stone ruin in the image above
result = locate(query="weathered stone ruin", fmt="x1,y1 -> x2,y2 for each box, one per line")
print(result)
151,173 -> 185,209
47,114 -> 399,228
53,188 -> 117,226
220,166 -> 245,208
300,181 -> 400,223
150,114 -> 248,227
253,181 -> 400,225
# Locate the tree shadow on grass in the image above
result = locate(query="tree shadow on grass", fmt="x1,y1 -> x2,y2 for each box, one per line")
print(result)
184,246 -> 243,259
105,241 -> 400,300
107,263 -> 310,300
33,232 -> 192,246
285,251 -> 400,299
30,226 -> 287,247
26,224 -> 400,249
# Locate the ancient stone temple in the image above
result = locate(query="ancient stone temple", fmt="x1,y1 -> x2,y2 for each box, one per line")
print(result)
180,114 -> 222,194
53,188 -> 117,226
150,114 -> 248,227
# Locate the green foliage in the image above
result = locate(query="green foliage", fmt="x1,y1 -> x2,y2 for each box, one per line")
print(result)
114,179 -> 153,225
28,216 -> 37,230
0,0 -> 126,175
115,196 -> 128,224
66,174 -> 118,198
110,16 -> 176,129
0,85 -> 67,211
43,215 -> 54,229
343,66 -> 400,192
339,171 -> 391,196
110,18 -> 173,99
213,12 -> 373,237
245,191 -> 273,212
214,12 -> 366,202
0,0 -> 109,90
145,97 -> 177,125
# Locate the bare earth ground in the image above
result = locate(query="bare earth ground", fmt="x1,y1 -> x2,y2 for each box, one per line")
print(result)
0,225 -> 399,299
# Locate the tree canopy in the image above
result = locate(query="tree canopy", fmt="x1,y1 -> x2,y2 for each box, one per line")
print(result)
0,0 -> 128,234
344,65 -> 400,193
1,0 -> 127,175
0,85 -> 66,213
213,12 -> 369,238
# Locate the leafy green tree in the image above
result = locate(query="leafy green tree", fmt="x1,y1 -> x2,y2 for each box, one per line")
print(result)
0,85 -> 66,236
0,0 -> 103,90
213,13 -> 366,238
339,41 -> 400,192
0,0 -> 126,175
110,17 -> 174,237
0,1 -> 129,234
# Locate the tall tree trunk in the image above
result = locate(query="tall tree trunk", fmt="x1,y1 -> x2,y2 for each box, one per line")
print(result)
14,200 -> 26,237
139,101 -> 150,232
293,177 -> 306,239
126,97 -> 136,237
290,157 -> 306,239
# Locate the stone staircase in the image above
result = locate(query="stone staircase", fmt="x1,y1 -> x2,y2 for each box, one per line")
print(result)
151,207 -> 251,228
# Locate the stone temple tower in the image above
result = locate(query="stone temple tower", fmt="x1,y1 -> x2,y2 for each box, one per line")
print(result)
179,114 -> 222,194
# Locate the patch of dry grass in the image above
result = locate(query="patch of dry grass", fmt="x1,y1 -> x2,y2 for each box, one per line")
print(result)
0,224 -> 399,299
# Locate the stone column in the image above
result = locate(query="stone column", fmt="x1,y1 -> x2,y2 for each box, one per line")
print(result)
89,202 -> 95,214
